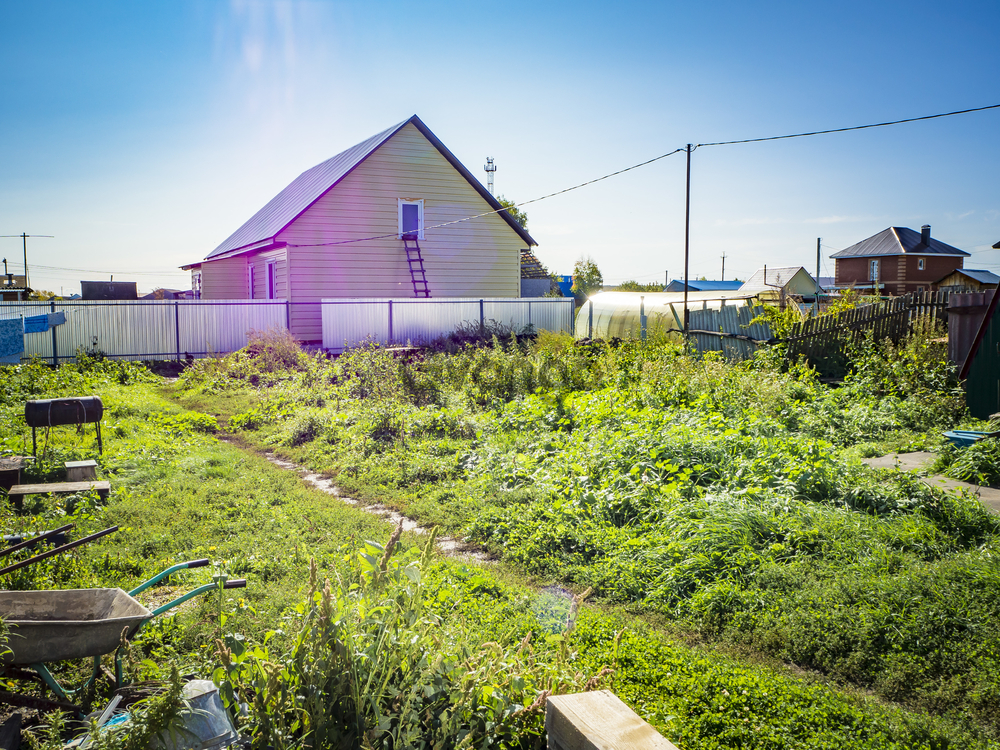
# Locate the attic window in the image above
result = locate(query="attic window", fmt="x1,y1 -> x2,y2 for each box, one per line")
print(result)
917,258 -> 925,271
399,200 -> 424,240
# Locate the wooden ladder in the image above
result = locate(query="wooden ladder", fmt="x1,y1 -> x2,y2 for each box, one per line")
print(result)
403,237 -> 430,298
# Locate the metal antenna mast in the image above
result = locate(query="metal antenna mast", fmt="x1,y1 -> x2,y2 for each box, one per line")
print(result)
484,157 -> 496,195
0,233 -> 54,290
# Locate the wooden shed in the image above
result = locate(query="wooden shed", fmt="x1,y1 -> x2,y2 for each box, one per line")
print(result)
184,116 -> 537,342
936,268 -> 999,293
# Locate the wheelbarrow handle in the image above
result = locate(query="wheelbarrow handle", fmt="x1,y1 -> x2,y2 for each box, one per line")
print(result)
129,558 -> 213,597
147,578 -> 247,618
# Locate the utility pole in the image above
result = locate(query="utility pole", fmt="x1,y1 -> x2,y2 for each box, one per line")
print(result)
721,252 -> 726,281
814,237 -> 821,316
683,144 -> 692,335
0,233 -> 54,291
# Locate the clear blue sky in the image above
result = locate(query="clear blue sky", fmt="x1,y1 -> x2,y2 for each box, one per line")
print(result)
2,0 -> 998,294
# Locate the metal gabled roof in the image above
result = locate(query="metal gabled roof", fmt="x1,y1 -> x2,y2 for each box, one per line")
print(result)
830,227 -> 969,259
206,115 -> 535,261
739,266 -> 819,295
946,268 -> 1000,285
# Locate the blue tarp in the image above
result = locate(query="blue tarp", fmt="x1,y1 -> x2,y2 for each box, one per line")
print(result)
23,314 -> 49,333
0,317 -> 24,364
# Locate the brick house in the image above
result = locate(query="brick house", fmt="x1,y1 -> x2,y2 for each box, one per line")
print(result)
830,225 -> 969,295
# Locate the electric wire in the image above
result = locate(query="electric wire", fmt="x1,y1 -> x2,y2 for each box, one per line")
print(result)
285,148 -> 687,249
696,103 -> 1000,148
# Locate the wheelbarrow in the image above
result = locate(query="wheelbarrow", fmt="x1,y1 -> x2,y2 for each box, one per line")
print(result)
0,559 -> 246,709
942,429 -> 1000,449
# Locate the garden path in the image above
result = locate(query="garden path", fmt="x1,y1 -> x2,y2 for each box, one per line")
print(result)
862,452 -> 1000,514
261,451 -> 492,562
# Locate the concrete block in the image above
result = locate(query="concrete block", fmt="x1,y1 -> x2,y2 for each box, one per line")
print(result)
65,460 -> 98,482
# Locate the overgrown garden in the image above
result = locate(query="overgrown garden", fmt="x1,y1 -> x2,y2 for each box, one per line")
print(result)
3,324 -> 999,748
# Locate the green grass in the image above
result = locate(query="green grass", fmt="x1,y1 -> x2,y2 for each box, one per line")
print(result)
4,339 -> 1000,748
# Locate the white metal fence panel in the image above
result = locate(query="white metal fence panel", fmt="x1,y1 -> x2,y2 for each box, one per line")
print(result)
320,298 -> 575,352
321,300 -> 391,352
178,301 -> 287,356
394,300 -> 483,343
0,300 -> 288,363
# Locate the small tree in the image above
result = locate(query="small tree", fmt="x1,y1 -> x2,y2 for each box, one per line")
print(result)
571,256 -> 603,304
497,196 -> 528,231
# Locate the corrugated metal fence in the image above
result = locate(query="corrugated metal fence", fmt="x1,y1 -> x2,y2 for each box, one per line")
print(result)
0,300 -> 288,364
321,297 -> 576,352
688,305 -> 772,359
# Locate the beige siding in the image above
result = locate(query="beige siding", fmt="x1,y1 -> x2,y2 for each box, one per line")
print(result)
201,256 -> 248,299
248,248 -> 288,300
277,123 -> 524,340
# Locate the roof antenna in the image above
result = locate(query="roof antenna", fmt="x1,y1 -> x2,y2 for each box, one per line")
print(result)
484,157 -> 496,196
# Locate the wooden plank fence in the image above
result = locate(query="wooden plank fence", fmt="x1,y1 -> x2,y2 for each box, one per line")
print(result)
784,291 -> 949,362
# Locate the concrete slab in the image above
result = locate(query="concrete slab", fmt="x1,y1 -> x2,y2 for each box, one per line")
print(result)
861,451 -> 936,472
862,452 -> 1000,515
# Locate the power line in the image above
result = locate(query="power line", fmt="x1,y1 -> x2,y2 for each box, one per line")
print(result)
287,148 -> 687,249
696,103 -> 1000,148
29,263 -> 188,276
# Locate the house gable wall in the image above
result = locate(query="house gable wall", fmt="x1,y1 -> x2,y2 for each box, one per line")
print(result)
276,122 -> 523,340
835,255 -> 963,294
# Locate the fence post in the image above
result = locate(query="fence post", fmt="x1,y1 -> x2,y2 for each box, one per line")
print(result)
285,300 -> 290,330
174,300 -> 181,361
640,295 -> 647,341
50,299 -> 58,366
388,300 -> 394,345
479,299 -> 485,333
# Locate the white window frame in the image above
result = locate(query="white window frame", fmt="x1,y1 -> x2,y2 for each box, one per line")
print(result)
398,199 -> 424,240
249,264 -> 256,299
266,260 -> 277,299
917,258 -> 925,271
869,259 -> 880,282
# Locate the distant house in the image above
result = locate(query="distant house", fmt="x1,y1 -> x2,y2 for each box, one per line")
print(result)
1,273 -> 31,301
738,266 -> 821,301
183,115 -> 537,342
935,268 -> 1000,293
830,225 -> 969,295
520,250 -> 554,297
140,288 -> 194,300
664,280 -> 742,293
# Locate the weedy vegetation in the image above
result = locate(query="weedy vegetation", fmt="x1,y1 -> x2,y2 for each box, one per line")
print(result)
3,319 -> 1000,749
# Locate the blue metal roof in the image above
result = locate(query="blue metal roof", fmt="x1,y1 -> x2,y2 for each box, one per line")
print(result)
206,115 -> 535,260
830,227 -> 969,259
664,280 -> 743,292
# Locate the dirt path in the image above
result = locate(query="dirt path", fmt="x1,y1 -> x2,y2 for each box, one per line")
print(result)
862,451 -> 1000,514
260,450 -> 492,562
